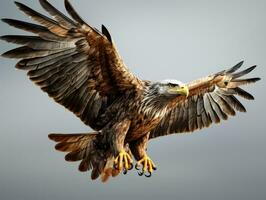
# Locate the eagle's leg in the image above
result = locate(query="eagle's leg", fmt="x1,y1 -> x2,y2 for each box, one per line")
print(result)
130,133 -> 156,177
110,119 -> 133,172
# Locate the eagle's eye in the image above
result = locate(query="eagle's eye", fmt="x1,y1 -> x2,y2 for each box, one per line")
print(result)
167,83 -> 178,88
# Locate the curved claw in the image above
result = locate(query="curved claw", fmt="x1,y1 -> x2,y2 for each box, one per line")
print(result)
153,166 -> 157,171
135,164 -> 143,176
123,169 -> 128,175
138,171 -> 144,176
144,171 -> 152,178
128,162 -> 133,170
135,163 -> 140,170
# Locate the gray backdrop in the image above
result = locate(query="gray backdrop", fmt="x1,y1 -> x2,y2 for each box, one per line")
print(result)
0,0 -> 265,200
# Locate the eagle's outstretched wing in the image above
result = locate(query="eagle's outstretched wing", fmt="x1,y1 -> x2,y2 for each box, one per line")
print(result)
150,61 -> 260,139
1,0 -> 143,130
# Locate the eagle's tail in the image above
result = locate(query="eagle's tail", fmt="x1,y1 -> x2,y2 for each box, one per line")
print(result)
48,133 -> 119,182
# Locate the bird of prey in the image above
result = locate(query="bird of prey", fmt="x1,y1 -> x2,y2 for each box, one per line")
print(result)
1,0 -> 260,182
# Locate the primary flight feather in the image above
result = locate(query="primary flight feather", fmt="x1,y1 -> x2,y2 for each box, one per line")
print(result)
1,0 -> 260,182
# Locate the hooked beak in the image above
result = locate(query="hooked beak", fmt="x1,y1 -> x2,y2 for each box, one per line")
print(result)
176,85 -> 189,97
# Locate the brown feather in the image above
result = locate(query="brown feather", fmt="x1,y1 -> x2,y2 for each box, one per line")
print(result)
188,97 -> 198,131
232,65 -> 257,79
204,94 -> 220,123
0,35 -> 74,50
78,159 -> 90,172
2,46 -> 63,59
14,1 -> 69,36
1,18 -> 65,41
227,78 -> 260,88
212,91 -> 236,116
209,93 -> 228,120
39,0 -> 76,28
226,60 -> 244,73
233,87 -> 254,100
64,0 -> 87,26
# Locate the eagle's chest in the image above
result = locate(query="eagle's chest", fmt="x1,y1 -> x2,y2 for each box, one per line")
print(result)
126,106 -> 168,141
126,116 -> 161,141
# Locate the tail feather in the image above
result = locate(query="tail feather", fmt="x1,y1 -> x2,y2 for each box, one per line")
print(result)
49,132 -> 114,182
55,140 -> 89,152
65,148 -> 88,162
49,133 -> 95,143
79,158 -> 92,172
49,133 -> 96,152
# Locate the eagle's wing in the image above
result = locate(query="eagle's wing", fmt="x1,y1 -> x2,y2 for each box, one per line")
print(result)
1,0 -> 143,130
149,61 -> 260,139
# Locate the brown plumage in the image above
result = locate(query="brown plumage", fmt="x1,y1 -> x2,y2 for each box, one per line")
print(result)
1,0 -> 260,182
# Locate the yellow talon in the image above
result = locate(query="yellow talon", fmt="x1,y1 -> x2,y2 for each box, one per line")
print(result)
113,149 -> 133,172
136,154 -> 156,177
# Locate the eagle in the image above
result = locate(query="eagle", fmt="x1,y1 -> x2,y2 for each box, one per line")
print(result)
1,0 -> 260,182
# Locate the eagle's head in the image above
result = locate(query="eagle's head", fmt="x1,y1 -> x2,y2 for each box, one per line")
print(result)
148,79 -> 189,99
141,80 -> 189,117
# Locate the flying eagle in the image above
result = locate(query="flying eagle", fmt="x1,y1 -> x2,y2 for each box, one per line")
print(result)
1,0 -> 260,182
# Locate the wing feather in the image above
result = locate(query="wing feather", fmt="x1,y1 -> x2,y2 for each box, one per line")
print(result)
211,91 -> 235,116
225,60 -> 244,73
1,18 -> 67,41
1,35 -> 67,50
64,0 -> 88,26
209,93 -> 228,120
39,0 -> 77,28
188,97 -> 198,131
232,87 -> 254,100
2,46 -> 69,59
14,1 -> 69,36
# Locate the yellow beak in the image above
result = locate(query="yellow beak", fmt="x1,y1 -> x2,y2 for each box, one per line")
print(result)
176,85 -> 189,97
